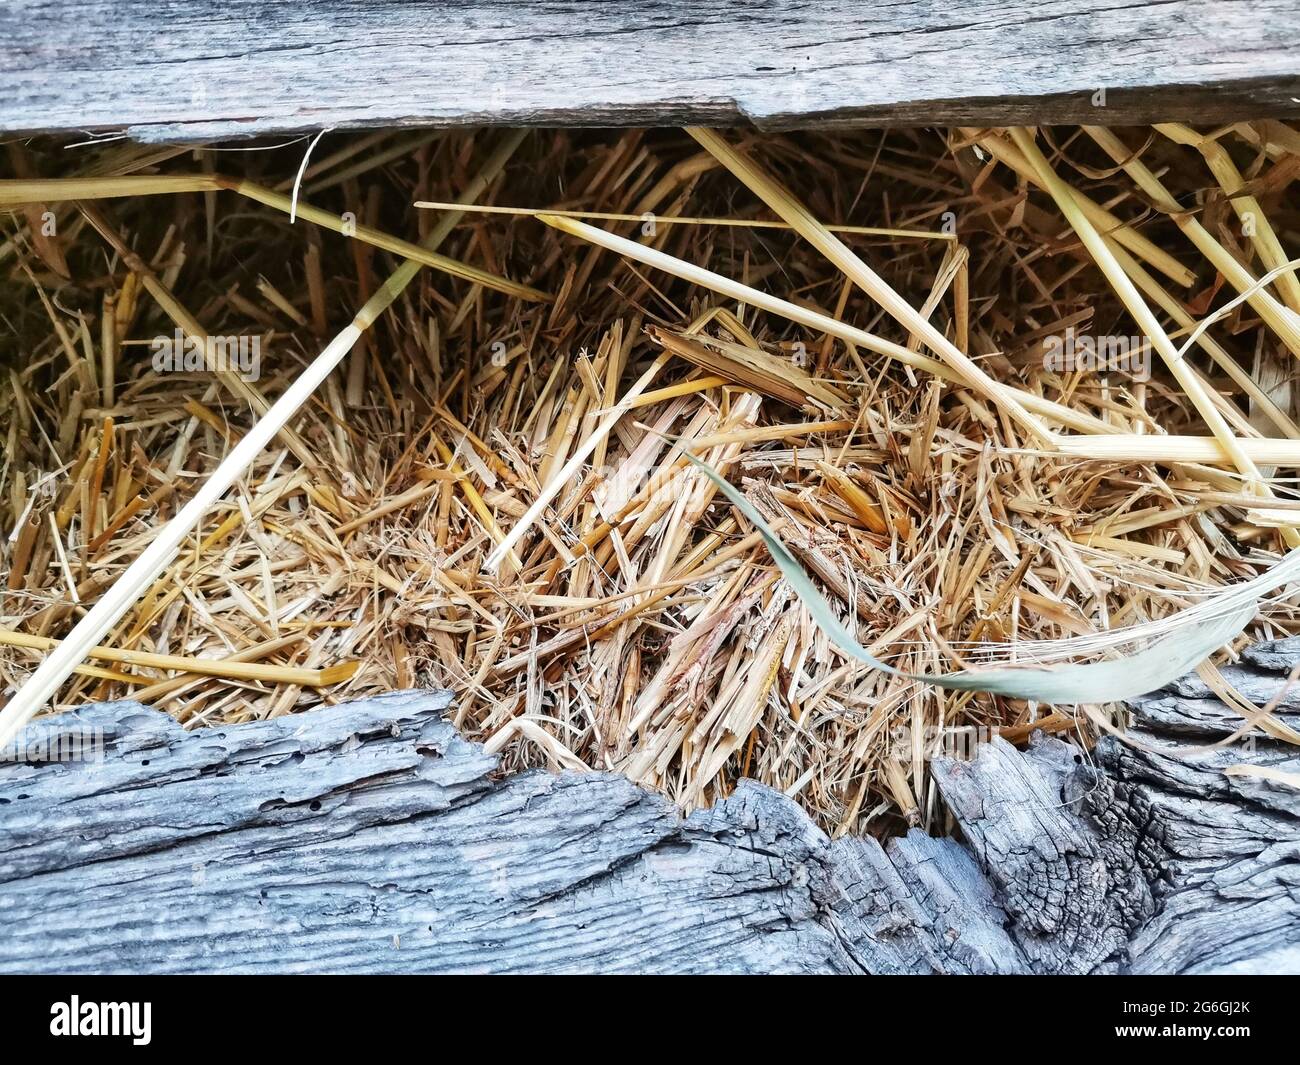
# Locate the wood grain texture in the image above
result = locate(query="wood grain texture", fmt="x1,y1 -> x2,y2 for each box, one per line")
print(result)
2,653 -> 1298,974
2,1 -> 1297,142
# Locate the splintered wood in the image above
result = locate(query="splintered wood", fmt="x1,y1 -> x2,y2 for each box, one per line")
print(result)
2,124 -> 1299,834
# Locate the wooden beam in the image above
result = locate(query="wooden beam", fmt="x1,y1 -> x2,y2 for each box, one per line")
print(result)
1,1 -> 1297,142
3,676 -> 1298,973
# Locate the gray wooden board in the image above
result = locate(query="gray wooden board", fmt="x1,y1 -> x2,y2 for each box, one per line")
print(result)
1,1 -> 1298,143
3,639 -> 1299,973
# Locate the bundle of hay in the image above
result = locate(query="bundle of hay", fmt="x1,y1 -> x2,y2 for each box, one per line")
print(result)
3,122 -> 1299,834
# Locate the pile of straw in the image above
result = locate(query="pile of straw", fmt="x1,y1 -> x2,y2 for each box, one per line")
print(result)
3,122 -> 1299,834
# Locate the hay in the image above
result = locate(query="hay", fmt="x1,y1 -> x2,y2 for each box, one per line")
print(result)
2,123 -> 1299,834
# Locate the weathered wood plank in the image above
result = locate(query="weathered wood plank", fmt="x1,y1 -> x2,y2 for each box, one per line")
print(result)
2,653 -> 1298,973
2,1 -> 1297,142
1093,655 -> 1300,975
0,692 -> 867,974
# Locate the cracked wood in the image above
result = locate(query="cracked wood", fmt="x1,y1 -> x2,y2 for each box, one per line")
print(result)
2,644 -> 1299,972
1,1 -> 1298,142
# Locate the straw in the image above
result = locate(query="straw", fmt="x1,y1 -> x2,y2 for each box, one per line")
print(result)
0,131 -> 529,747
5,120 -> 1300,835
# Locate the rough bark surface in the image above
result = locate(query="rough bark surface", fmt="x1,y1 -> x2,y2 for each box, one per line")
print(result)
2,1 -> 1298,142
2,646 -> 1298,973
